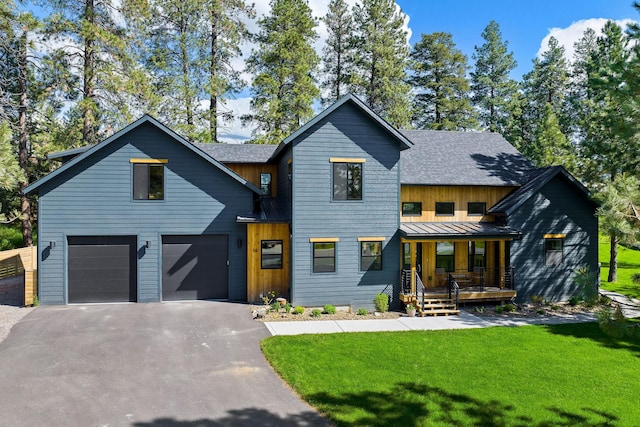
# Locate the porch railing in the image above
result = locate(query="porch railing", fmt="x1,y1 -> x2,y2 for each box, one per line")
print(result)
447,274 -> 460,310
441,267 -> 515,290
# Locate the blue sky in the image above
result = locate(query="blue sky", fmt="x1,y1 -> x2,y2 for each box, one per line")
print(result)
396,0 -> 637,78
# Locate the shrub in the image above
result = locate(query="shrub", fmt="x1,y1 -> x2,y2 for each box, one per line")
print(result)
311,309 -> 322,318
374,293 -> 389,313
573,266 -> 598,303
504,303 -> 517,313
0,226 -> 23,251
551,304 -> 560,311
597,305 -> 634,338
323,304 -> 336,315
473,306 -> 485,313
293,306 -> 305,315
284,303 -> 292,314
568,295 -> 582,306
536,308 -> 545,315
494,305 -> 505,314
357,308 -> 368,316
271,302 -> 281,312
531,295 -> 545,304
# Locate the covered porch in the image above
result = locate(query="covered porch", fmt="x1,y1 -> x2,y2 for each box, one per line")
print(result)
399,222 -> 519,313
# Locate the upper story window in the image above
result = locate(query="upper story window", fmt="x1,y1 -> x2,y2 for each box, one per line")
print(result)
331,158 -> 364,200
435,202 -> 454,216
544,236 -> 564,266
402,202 -> 422,216
260,173 -> 272,196
468,202 -> 486,216
131,159 -> 167,200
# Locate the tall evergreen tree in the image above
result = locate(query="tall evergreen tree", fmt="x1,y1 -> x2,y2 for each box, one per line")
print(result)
244,0 -> 319,144
320,0 -> 354,107
470,21 -> 518,133
409,32 -> 476,130
528,103 -> 575,172
351,0 -> 411,127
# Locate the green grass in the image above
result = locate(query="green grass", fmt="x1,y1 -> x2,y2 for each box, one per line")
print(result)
599,235 -> 640,298
262,324 -> 640,426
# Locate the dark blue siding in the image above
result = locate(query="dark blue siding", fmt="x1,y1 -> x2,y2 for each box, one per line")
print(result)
508,175 -> 598,302
37,122 -> 254,304
290,103 -> 401,309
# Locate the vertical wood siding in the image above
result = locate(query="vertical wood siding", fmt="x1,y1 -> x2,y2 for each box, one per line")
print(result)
246,223 -> 290,302
290,103 -> 401,309
37,122 -> 254,304
225,163 -> 278,196
507,175 -> 598,302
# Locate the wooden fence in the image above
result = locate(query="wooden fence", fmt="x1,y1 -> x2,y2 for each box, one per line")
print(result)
0,246 -> 37,306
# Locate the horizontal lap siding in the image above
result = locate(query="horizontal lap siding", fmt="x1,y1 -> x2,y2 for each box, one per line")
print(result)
291,103 -> 401,309
38,122 -> 253,304
508,176 -> 598,302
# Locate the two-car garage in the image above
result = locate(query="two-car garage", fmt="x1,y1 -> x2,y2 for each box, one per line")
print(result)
67,235 -> 229,303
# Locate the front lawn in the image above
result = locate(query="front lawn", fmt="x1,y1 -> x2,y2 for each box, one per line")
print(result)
599,235 -> 640,299
262,324 -> 639,426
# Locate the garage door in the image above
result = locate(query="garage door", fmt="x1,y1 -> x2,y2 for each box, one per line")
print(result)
162,235 -> 228,301
68,236 -> 137,303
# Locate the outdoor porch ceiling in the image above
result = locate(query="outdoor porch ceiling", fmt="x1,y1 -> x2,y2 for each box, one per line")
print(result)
400,222 -> 521,240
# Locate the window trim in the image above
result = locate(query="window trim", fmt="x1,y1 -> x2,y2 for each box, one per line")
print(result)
467,202 -> 486,216
435,202 -> 455,216
260,240 -> 283,270
402,202 -> 422,216
312,241 -> 337,273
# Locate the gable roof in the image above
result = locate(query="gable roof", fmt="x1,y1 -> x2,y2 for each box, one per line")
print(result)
193,143 -> 277,163
269,93 -> 413,161
400,130 -> 533,186
24,115 -> 262,195
488,165 -> 595,215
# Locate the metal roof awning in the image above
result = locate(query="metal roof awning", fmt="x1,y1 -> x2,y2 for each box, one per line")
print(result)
400,222 -> 520,240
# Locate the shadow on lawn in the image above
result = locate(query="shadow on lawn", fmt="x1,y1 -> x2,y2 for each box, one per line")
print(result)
542,322 -> 640,356
308,382 -> 618,426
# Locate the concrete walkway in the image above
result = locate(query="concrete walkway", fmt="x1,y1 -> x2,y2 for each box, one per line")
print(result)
265,310 -> 599,336
600,289 -> 640,318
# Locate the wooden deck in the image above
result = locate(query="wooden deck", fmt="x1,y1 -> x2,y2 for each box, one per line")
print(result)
401,286 -> 516,304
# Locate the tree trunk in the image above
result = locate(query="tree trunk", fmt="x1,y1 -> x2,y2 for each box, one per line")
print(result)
18,28 -> 32,247
209,3 -> 218,142
82,0 -> 96,144
607,233 -> 617,282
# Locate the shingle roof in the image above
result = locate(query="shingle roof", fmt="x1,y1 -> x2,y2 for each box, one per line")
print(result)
193,143 -> 277,163
400,222 -> 520,239
488,165 -> 595,215
400,130 -> 534,186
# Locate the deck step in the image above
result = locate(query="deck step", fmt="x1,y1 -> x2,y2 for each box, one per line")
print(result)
416,298 -> 460,317
420,309 -> 461,317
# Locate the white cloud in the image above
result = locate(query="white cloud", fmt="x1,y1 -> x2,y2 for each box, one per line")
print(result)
217,97 -> 253,143
537,18 -> 636,62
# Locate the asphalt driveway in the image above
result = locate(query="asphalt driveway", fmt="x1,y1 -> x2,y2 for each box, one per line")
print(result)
0,302 -> 328,426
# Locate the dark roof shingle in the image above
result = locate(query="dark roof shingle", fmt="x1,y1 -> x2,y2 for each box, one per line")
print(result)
193,143 -> 277,163
400,130 -> 533,186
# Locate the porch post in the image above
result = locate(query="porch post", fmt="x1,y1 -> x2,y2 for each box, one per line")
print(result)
410,241 -> 416,294
498,240 -> 505,289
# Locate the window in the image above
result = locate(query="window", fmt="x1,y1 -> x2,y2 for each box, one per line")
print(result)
260,173 -> 272,196
133,163 -> 164,200
468,241 -> 486,271
313,242 -> 336,273
261,240 -> 282,269
468,202 -> 486,216
333,162 -> 362,200
360,241 -> 382,271
402,202 -> 422,216
435,202 -> 454,216
436,241 -> 455,272
545,238 -> 563,265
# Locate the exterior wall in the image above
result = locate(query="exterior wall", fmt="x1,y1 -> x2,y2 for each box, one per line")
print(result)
226,163 -> 278,196
508,175 -> 598,302
36,122 -> 254,304
401,185 -> 515,223
246,222 -> 290,302
290,102 -> 401,310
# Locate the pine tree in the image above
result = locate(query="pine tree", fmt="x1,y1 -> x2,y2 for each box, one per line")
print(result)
470,21 -> 518,133
244,0 -> 319,144
320,0 -> 354,107
528,103 -> 575,172
351,0 -> 411,128
409,32 -> 476,130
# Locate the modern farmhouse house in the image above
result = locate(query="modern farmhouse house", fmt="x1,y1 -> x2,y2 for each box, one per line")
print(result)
24,94 -> 598,311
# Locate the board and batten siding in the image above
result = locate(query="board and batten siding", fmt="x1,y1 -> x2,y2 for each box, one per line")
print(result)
290,102 -> 401,309
507,175 -> 598,302
36,122 -> 254,304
